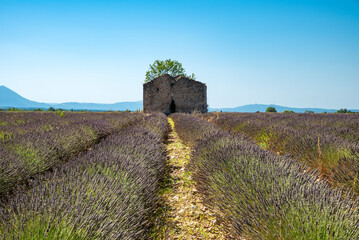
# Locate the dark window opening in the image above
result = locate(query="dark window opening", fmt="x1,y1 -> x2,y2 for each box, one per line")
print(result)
170,99 -> 176,113
156,88 -> 159,92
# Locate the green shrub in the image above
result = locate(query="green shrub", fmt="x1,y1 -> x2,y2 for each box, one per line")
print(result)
6,107 -> 20,111
266,107 -> 277,113
337,108 -> 352,113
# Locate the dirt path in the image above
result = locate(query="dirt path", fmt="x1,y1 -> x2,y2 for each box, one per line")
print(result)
151,118 -> 228,239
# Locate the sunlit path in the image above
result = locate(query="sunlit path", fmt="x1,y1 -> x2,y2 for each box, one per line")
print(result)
151,118 -> 229,239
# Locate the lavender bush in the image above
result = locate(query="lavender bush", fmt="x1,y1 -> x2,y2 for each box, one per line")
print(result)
200,112 -> 359,194
171,113 -> 221,145
172,113 -> 359,239
0,113 -> 168,239
0,112 -> 144,197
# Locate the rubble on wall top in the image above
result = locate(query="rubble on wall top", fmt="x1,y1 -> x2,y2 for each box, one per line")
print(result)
144,74 -> 206,86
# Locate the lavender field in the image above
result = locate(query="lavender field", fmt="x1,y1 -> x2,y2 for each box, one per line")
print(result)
172,113 -> 359,239
0,111 -> 358,239
200,112 -> 359,194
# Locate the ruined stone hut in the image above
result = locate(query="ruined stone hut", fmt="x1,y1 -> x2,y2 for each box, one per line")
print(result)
143,74 -> 207,115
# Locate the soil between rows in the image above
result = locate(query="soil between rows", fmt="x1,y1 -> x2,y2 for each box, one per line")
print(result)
151,118 -> 229,239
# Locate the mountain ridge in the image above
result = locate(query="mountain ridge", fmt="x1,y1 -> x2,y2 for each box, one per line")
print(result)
209,104 -> 359,113
1,85 -> 358,112
0,85 -> 142,111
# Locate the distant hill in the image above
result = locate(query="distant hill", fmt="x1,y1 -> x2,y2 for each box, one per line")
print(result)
52,101 -> 143,111
0,85 -> 142,111
209,104 -> 359,113
1,85 -> 358,113
0,85 -> 49,108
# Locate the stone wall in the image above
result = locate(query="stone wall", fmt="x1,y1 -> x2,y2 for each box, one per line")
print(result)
143,74 -> 207,115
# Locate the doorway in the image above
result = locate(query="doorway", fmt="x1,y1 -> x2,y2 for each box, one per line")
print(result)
170,99 -> 176,113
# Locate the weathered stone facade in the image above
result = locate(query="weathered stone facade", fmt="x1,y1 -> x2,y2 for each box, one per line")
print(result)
143,74 -> 207,115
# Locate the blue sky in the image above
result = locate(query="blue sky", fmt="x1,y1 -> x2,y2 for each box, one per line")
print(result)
1,0 -> 359,108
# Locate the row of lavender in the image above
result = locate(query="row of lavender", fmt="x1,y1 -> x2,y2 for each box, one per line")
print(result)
171,113 -> 359,240
0,112 -> 143,197
199,112 -> 359,194
0,113 -> 169,239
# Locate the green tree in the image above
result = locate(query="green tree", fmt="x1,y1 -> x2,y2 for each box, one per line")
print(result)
145,59 -> 195,83
304,110 -> 314,113
266,107 -> 277,113
337,108 -> 352,113
6,107 -> 20,111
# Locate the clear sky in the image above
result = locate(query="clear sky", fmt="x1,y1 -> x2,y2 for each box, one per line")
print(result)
1,0 -> 359,108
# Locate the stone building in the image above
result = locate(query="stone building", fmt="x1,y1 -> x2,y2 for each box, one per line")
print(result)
143,74 -> 207,115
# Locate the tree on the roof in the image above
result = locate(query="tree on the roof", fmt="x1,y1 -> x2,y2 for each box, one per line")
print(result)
145,59 -> 196,83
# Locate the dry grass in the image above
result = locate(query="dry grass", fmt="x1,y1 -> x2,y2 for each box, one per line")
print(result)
151,118 -> 229,239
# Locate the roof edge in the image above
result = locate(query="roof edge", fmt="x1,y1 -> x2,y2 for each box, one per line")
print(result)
144,74 -> 205,85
